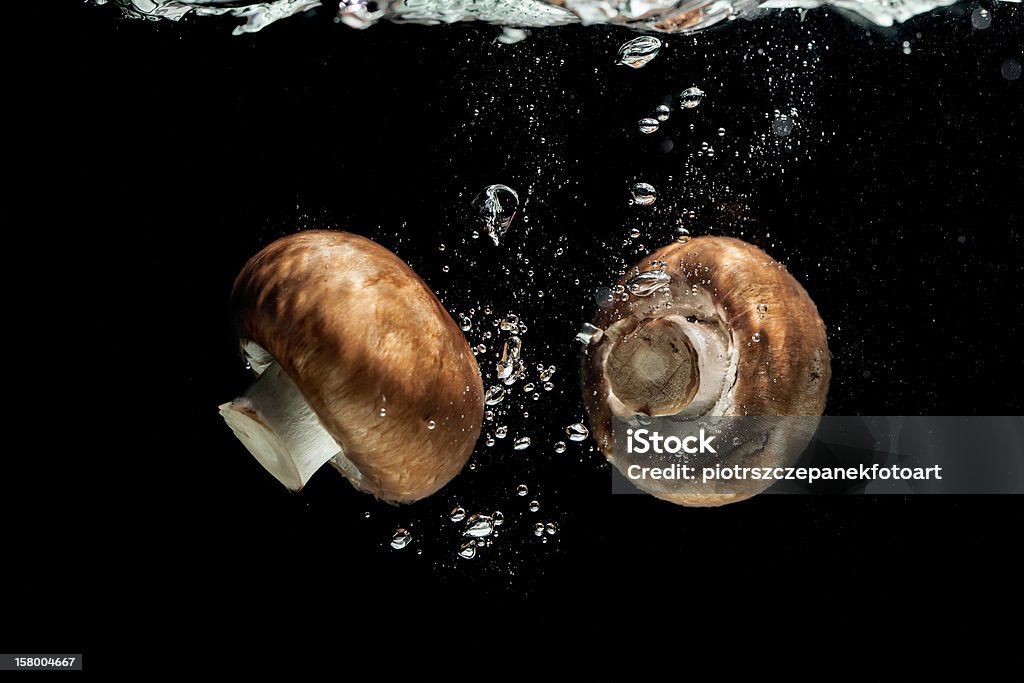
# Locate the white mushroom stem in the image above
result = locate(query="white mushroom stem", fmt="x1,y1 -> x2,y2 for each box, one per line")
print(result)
219,361 -> 357,491
601,308 -> 737,419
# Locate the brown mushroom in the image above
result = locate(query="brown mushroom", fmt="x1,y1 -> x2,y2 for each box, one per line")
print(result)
582,236 -> 830,506
219,230 -> 484,503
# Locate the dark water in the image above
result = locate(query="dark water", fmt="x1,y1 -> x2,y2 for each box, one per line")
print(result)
15,2 -> 1023,661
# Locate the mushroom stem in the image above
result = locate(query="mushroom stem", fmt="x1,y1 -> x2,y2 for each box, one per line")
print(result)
605,317 -> 699,416
219,362 -> 346,491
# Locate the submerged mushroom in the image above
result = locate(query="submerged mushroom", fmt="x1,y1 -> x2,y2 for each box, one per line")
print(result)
219,231 -> 484,503
582,237 -> 830,506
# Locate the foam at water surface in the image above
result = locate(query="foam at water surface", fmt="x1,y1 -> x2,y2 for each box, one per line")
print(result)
96,0 -> 961,34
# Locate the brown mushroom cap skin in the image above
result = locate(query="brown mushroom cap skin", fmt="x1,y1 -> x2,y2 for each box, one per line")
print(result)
231,230 -> 484,503
583,236 -> 830,506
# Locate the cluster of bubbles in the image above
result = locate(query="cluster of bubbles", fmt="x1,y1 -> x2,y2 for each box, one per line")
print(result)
431,268 -> 598,556
388,477 -> 568,557
455,295 -> 595,467
628,82 -> 707,207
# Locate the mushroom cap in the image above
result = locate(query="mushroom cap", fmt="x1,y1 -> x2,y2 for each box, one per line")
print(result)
583,236 -> 831,506
231,230 -> 484,503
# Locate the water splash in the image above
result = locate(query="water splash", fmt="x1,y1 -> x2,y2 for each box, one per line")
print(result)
99,0 -> 963,35
99,0 -> 321,34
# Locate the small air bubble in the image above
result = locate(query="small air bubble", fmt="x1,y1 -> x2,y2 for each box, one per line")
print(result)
971,8 -> 992,30
630,182 -> 657,206
566,422 -> 590,442
678,86 -> 705,109
638,117 -> 660,134
772,114 -> 794,137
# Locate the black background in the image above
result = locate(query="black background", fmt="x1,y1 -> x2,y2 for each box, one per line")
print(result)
13,1 -> 1024,665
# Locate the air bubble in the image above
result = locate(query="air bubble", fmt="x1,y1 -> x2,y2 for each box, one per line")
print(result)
627,270 -> 671,296
566,422 -> 590,442
390,528 -> 412,550
464,514 -> 495,538
617,36 -> 662,69
472,184 -> 519,246
772,114 -> 794,137
678,87 -> 705,109
638,117 -> 660,134
971,7 -> 991,30
630,182 -> 657,206
576,322 -> 604,344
